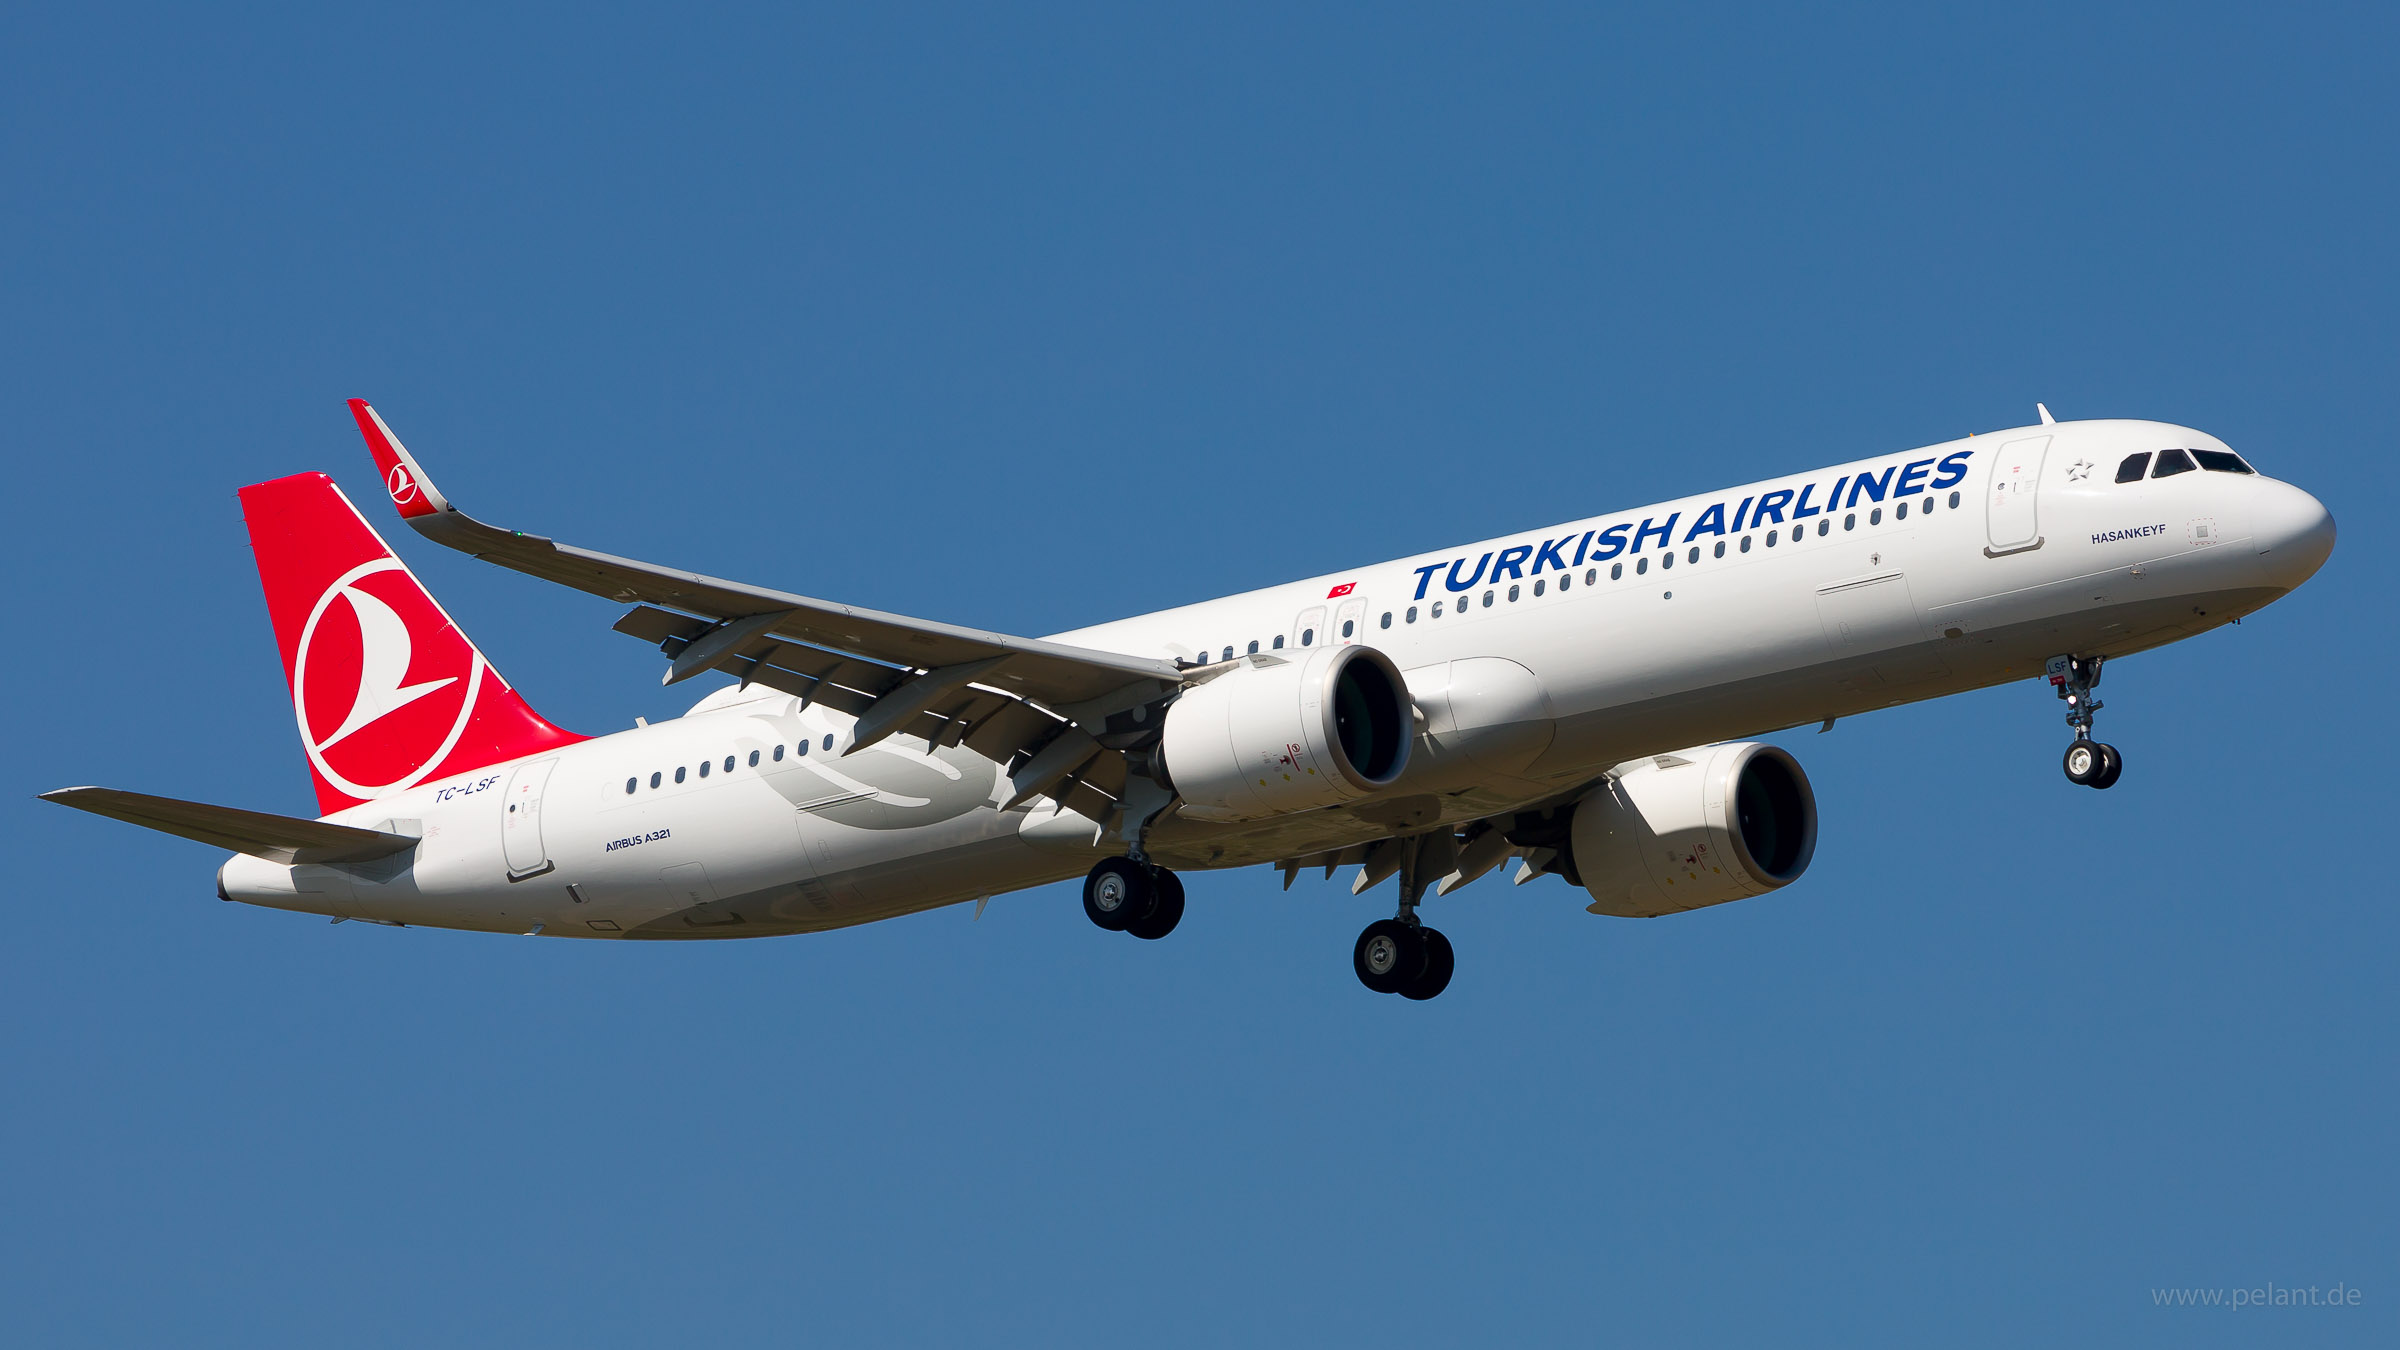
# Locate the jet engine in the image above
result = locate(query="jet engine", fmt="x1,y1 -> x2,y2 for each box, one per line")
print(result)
1160,645 -> 1413,822
1569,742 -> 1817,917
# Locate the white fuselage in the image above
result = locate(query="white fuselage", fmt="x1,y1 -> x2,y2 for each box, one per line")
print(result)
220,419 -> 2334,938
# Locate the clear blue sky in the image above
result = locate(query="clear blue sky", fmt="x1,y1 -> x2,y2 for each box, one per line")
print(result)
5,4 -> 2392,1346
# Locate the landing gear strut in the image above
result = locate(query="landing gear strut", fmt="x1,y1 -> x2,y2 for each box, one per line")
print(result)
1082,856 -> 1184,940
2049,654 -> 2123,790
1351,836 -> 1455,1001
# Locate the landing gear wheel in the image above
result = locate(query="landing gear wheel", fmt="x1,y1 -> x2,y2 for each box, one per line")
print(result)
2063,738 -> 2105,787
1082,857 -> 1150,932
1126,868 -> 1184,940
1354,919 -> 1426,995
1398,927 -> 1454,1001
2092,743 -> 2123,790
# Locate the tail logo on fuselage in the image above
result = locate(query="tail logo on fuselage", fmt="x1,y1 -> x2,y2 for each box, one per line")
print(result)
292,558 -> 487,800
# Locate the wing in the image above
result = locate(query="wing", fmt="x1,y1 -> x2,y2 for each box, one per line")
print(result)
349,400 -> 1183,819
41,787 -> 420,866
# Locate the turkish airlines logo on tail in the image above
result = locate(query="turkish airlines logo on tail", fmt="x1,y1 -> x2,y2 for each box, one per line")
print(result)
386,462 -> 420,505
292,558 -> 487,799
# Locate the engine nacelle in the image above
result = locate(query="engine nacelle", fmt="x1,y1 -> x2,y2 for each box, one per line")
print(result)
1570,742 -> 1817,917
1160,645 -> 1413,822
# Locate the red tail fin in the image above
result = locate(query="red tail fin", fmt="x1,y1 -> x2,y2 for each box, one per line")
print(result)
238,472 -> 584,816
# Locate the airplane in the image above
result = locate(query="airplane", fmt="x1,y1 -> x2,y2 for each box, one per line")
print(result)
43,401 -> 2334,999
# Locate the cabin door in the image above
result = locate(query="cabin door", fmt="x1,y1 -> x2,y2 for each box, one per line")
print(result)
1984,435 -> 2050,555
500,758 -> 558,880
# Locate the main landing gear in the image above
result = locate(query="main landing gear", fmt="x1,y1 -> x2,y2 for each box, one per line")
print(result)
1354,917 -> 1454,1001
1352,836 -> 1455,1001
2049,654 -> 2123,790
1082,856 -> 1184,941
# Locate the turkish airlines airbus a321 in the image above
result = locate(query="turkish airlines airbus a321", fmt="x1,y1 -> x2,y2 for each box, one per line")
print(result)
45,402 -> 2334,999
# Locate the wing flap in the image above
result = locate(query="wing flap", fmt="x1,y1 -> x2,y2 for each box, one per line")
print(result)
40,787 -> 420,866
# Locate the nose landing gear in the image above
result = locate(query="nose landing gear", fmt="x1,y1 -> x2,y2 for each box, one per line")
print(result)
2049,655 -> 2123,790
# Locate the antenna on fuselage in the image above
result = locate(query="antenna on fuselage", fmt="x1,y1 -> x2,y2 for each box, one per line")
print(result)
2037,402 -> 2057,425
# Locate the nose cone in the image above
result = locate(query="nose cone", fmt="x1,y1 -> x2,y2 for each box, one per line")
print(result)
2254,479 -> 2335,589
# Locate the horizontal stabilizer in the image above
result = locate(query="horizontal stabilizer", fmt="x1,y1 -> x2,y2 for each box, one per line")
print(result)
38,787 -> 420,866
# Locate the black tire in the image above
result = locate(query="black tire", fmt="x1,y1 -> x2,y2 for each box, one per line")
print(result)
2092,743 -> 2123,790
1126,868 -> 1185,940
2063,738 -> 2104,786
1399,927 -> 1454,1001
1353,919 -> 1425,995
1082,857 -> 1149,932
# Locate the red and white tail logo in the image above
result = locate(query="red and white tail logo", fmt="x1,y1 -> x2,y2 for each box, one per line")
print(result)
239,472 -> 583,815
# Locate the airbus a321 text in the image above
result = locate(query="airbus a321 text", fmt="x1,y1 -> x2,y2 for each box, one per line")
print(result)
45,402 -> 2334,999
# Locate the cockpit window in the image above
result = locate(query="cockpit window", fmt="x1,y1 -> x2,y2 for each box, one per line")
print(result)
2115,452 -> 2152,483
2193,449 -> 2255,474
2152,448 -> 2197,478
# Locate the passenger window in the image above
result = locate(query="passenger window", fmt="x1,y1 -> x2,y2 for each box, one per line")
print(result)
2115,452 -> 2152,483
1507,585 -> 1520,602
822,734 -> 834,752
1687,546 -> 1699,563
773,745 -> 784,762
1302,628 -> 1315,644
724,755 -> 735,773
1341,619 -> 1355,637
1611,562 -> 1623,579
650,771 -> 662,788
1432,601 -> 1445,617
1817,519 -> 1829,536
1767,530 -> 1779,546
1406,606 -> 1418,623
1584,568 -> 1597,585
1380,611 -> 1392,629
1222,646 -> 1235,661
1740,536 -> 1751,553
1273,635 -> 1285,649
748,750 -> 760,767
2194,449 -> 2254,474
1479,591 -> 1492,609
2153,448 -> 2196,478
1559,573 -> 1572,591
1714,541 -> 1725,558
796,740 -> 809,756
1870,508 -> 1882,525
1532,579 -> 1545,596
625,777 -> 636,795
675,766 -> 687,783
1948,490 -> 1961,508
699,761 -> 710,778
1844,512 -> 1855,530
1661,552 -> 1674,570
1247,640 -> 1260,655
1636,557 -> 1649,574
1895,500 -> 1908,519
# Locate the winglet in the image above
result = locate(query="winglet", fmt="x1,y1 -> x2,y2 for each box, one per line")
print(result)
348,399 -> 451,520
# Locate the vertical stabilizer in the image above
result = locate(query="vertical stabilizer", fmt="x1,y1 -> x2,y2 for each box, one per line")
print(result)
238,472 -> 584,815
